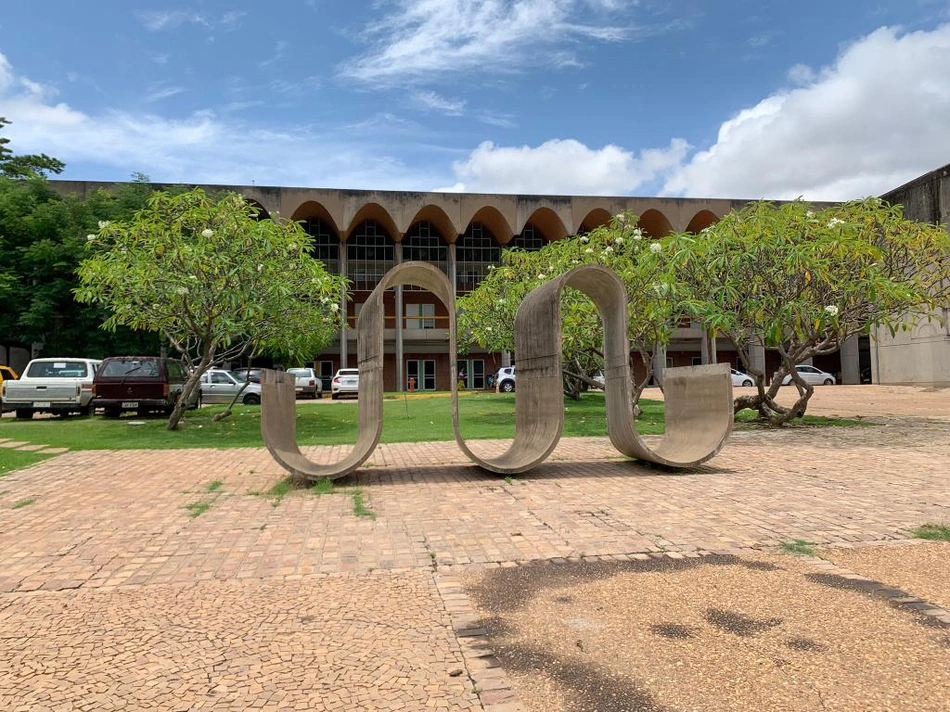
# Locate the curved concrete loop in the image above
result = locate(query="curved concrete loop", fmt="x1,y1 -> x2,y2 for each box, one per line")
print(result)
261,261 -> 458,481
261,262 -> 733,480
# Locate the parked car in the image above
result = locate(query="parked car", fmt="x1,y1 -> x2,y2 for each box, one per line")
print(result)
0,365 -> 19,385
730,369 -> 754,387
199,369 -> 263,404
494,366 -> 516,393
331,368 -> 359,400
286,367 -> 323,398
778,365 -> 837,386
93,356 -> 197,417
591,370 -> 605,389
232,368 -> 264,384
1,357 -> 101,418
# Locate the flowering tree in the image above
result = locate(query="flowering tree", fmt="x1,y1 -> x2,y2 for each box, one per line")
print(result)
457,214 -> 675,400
667,198 -> 950,425
76,189 -> 347,429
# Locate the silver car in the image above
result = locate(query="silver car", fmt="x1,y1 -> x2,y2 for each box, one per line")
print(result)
286,367 -> 323,399
200,369 -> 263,404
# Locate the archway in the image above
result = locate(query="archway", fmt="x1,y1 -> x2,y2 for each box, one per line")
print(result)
638,209 -> 674,238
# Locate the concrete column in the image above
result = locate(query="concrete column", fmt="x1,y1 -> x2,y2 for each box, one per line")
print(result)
699,329 -> 710,365
652,343 -> 666,386
395,243 -> 404,391
502,351 -> 512,368
339,246 -> 348,367
840,336 -> 860,385
447,242 -> 457,300
748,341 -> 766,376
708,331 -> 718,364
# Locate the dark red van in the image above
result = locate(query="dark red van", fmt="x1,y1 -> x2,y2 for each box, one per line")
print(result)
92,357 -> 197,417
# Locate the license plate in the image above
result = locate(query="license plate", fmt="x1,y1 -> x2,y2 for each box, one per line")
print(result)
122,401 -> 138,408
344,379 -> 355,385
34,401 -> 51,408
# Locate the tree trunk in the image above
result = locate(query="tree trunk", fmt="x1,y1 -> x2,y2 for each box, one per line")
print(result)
166,356 -> 210,430
212,379 -> 251,422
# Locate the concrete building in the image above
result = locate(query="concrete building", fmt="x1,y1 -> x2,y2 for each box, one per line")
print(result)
47,172 -> 949,390
874,163 -> 950,387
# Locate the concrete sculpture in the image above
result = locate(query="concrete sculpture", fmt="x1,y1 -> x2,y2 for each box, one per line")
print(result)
261,261 -> 732,481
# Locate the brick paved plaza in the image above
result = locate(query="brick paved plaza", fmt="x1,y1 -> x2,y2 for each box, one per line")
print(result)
0,386 -> 948,710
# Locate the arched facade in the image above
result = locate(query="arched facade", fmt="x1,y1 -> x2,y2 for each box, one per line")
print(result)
51,178 -> 877,392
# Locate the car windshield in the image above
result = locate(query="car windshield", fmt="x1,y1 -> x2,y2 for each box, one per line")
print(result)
26,361 -> 88,378
288,369 -> 309,376
101,360 -> 160,377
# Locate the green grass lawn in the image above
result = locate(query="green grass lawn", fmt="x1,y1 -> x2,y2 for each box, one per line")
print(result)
0,449 -> 55,476
0,391 -> 862,452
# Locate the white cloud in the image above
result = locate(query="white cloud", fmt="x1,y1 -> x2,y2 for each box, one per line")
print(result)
411,90 -> 466,116
338,0 -> 685,86
438,137 -> 689,194
0,52 -> 436,190
664,24 -> 950,200
144,85 -> 185,103
138,10 -> 205,31
137,10 -> 245,32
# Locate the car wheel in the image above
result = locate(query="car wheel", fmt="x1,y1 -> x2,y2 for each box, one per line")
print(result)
79,404 -> 93,416
243,393 -> 261,405
823,378 -> 834,385
103,407 -> 121,418
500,380 -> 515,393
742,379 -> 753,387
14,408 -> 33,420
331,393 -> 338,400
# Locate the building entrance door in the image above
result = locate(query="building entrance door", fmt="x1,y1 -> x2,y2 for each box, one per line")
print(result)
406,359 -> 436,390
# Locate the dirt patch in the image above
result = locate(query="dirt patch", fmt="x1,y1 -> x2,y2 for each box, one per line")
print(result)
463,553 -> 950,712
821,542 -> 950,610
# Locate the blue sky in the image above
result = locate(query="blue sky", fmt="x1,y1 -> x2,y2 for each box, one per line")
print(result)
2,0 -> 949,198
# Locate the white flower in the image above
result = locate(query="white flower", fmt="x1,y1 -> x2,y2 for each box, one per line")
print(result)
201,228 -> 214,238
614,213 -> 627,224
585,247 -> 594,254
806,210 -> 815,217
537,273 -> 546,280
614,237 -> 624,244
288,243 -> 297,250
176,286 -> 189,295
486,326 -> 493,332
257,263 -> 264,272
580,236 -> 589,243
824,305 -> 839,317
827,218 -> 844,228
331,303 -> 340,312
649,242 -> 662,253
97,220 -> 110,229
603,246 -> 613,253
632,229 -> 643,240
86,234 -> 96,242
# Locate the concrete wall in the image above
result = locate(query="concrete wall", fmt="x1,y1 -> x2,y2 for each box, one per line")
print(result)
48,180 -> 747,241
875,163 -> 950,387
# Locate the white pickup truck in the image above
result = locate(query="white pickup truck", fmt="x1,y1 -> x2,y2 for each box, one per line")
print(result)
1,357 -> 101,419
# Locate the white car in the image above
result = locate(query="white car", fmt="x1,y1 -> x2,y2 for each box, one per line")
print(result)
1,357 -> 101,418
331,368 -> 359,399
730,369 -> 754,387
494,366 -> 516,393
200,369 -> 263,404
286,367 -> 322,399
778,365 -> 836,386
